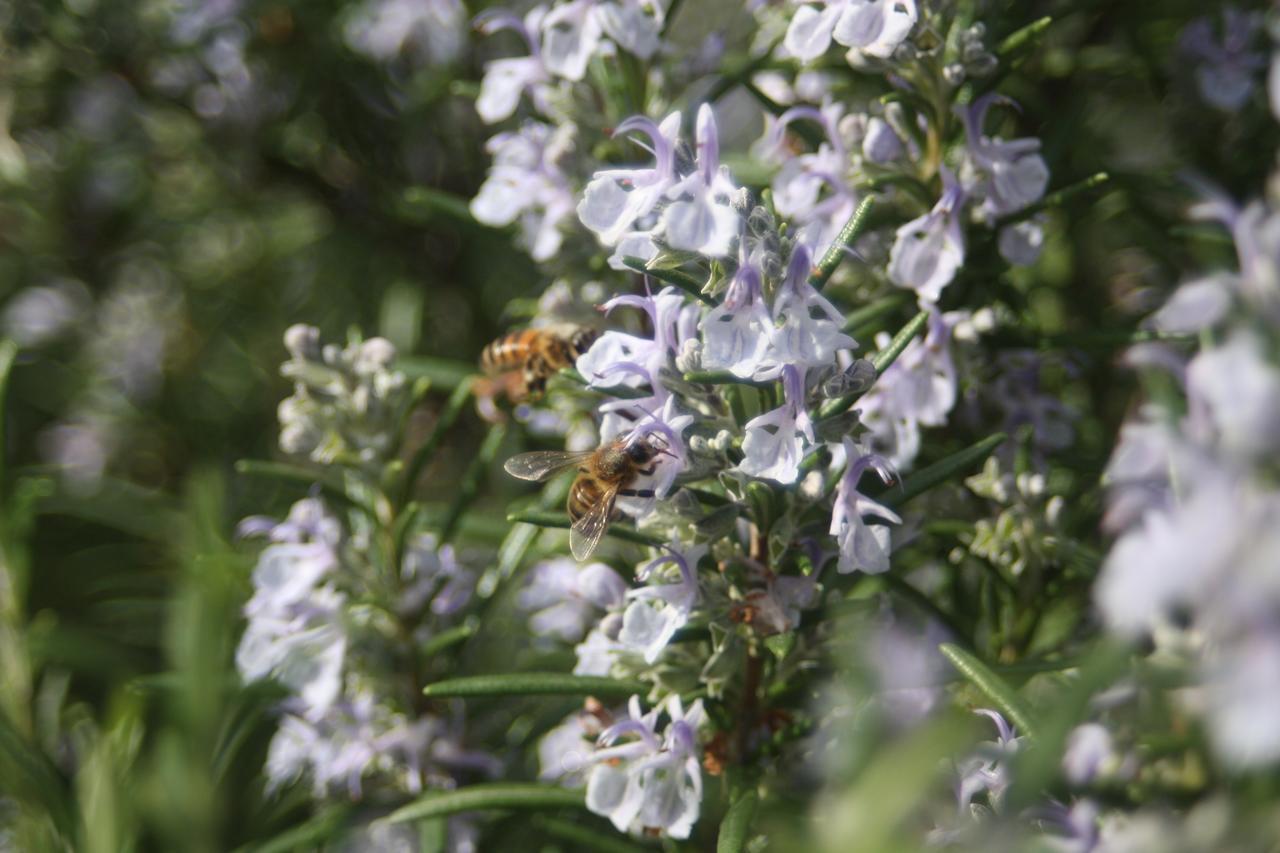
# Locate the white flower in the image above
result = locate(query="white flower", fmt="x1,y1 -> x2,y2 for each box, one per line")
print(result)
888,169 -> 967,303
578,112 -> 681,246
699,265 -> 772,378
737,366 -> 814,484
474,8 -> 553,124
785,0 -> 917,63
829,440 -> 901,574
619,545 -> 704,663
585,695 -> 706,839
958,95 -> 1049,220
659,105 -> 742,257
471,122 -> 576,261
1185,333 -> 1280,462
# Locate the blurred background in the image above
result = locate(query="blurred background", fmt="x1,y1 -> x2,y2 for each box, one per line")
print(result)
0,0 -> 1274,849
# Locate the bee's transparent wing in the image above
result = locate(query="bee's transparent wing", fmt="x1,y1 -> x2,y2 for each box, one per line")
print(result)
503,450 -> 590,482
570,484 -> 618,561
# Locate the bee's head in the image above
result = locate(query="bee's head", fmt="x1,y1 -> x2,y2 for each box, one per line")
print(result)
625,441 -> 656,464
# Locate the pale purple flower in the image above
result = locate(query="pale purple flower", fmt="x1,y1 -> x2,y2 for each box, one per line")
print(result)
1150,274 -> 1233,333
660,105 -> 743,257
759,244 -> 857,376
1180,7 -> 1265,112
955,709 -> 1022,812
539,709 -> 606,783
343,0 -> 466,66
540,0 -> 663,81
737,366 -> 814,484
1204,624 -> 1280,768
829,439 -> 900,574
400,534 -> 477,617
959,94 -> 1049,220
888,168 -> 966,302
764,102 -> 859,257
585,695 -> 706,839
1,280 -> 90,347
1063,723 -> 1114,786
1185,333 -> 1280,462
578,112 -> 681,247
699,263 -> 772,378
870,617 -> 949,724
519,558 -> 628,641
785,0 -> 917,63
619,544 -> 704,662
474,8 -> 554,123
998,217 -> 1046,267
741,568 -> 821,635
1095,477 -> 1242,637
574,623 -> 627,675
471,121 -> 576,261
236,590 -> 348,719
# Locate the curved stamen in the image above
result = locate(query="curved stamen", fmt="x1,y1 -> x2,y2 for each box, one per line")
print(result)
613,115 -> 675,180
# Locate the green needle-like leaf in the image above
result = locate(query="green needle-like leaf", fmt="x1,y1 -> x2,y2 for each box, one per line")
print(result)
883,433 -> 1007,508
682,369 -> 773,388
717,785 -> 759,853
939,643 -> 1039,739
418,618 -> 478,658
241,806 -> 353,853
809,196 -> 876,291
507,511 -> 667,548
0,339 -> 16,490
621,256 -> 714,305
422,672 -> 647,699
387,784 -> 586,824
997,15 -> 1052,61
400,377 -> 474,506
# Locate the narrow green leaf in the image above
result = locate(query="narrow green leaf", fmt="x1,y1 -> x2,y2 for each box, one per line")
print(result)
997,15 -> 1052,60
682,370 -> 772,388
0,706 -> 73,835
395,186 -> 477,226
532,816 -> 654,853
872,309 -> 929,373
717,785 -> 759,853
506,511 -> 667,548
386,784 -> 586,824
939,643 -> 1039,739
234,460 -> 354,508
809,196 -> 877,291
883,433 -> 1007,508
440,423 -> 507,543
620,256 -> 714,305
422,672 -> 646,699
400,378 -> 474,506
395,356 -> 475,391
419,618 -> 478,659
242,806 -> 352,853
31,472 -> 184,542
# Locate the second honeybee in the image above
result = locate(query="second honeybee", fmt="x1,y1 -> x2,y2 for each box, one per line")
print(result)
504,434 -> 669,560
479,324 -> 599,404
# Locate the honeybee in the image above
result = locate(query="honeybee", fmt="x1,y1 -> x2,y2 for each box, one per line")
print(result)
479,324 -> 600,404
504,434 -> 670,560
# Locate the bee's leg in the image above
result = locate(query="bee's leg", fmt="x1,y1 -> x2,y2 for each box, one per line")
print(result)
619,488 -> 656,498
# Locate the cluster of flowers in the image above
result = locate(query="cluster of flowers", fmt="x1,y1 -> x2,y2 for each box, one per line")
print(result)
237,327 -> 494,849
1097,107 -> 1280,768
471,1 -> 1065,834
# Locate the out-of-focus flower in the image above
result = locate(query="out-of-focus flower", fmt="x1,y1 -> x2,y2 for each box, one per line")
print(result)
585,695 -> 706,839
785,0 -> 917,64
471,122 -> 577,261
520,558 -> 628,641
475,8 -> 554,123
1180,7 -> 1265,112
998,217 -> 1046,267
1,280 -> 91,347
955,709 -> 1023,813
539,0 -> 663,81
1185,332 -> 1280,462
344,0 -> 466,66
1062,723 -> 1115,786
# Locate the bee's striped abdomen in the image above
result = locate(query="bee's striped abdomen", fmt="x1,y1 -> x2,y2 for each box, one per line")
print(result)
479,330 -> 538,375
